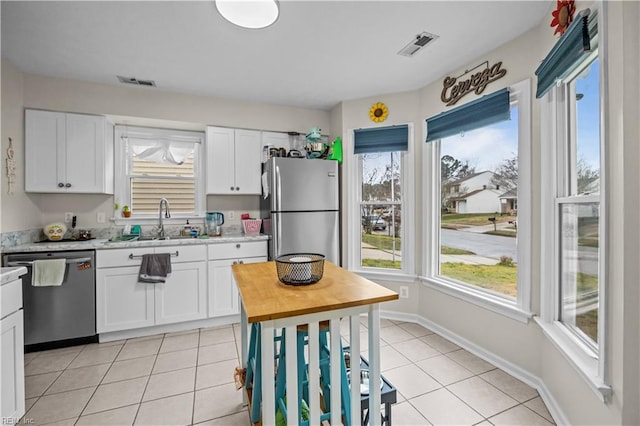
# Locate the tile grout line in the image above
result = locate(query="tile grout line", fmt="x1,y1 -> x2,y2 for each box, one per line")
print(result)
74,339 -> 128,424
131,333 -> 166,425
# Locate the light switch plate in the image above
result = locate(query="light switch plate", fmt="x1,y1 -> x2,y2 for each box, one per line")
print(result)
64,212 -> 74,223
97,212 -> 106,223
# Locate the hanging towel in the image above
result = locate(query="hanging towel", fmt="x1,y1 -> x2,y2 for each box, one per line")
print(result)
138,253 -> 172,283
32,259 -> 67,286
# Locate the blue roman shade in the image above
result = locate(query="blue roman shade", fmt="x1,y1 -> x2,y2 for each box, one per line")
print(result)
425,88 -> 510,143
354,124 -> 409,154
535,9 -> 598,99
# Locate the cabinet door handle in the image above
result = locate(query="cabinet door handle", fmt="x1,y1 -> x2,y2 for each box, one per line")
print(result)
236,244 -> 241,249
236,187 -> 240,191
58,182 -> 64,188
65,183 -> 72,188
239,260 -> 244,264
230,186 -> 234,191
232,261 -> 237,265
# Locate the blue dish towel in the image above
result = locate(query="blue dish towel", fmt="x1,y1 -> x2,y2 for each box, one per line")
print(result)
138,253 -> 172,283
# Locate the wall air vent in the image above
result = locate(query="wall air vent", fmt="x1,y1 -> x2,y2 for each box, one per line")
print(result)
398,32 -> 439,57
117,75 -> 156,87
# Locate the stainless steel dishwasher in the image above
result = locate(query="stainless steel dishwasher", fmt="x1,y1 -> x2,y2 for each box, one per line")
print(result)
3,250 -> 97,351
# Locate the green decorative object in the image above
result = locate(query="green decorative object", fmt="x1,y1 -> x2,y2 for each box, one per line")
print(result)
328,136 -> 343,163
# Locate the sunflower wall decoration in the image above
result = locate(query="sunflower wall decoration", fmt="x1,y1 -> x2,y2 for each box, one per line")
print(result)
550,0 -> 576,36
369,102 -> 388,123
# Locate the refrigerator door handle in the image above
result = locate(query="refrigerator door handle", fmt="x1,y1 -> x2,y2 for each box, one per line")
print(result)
275,164 -> 282,212
274,213 -> 282,258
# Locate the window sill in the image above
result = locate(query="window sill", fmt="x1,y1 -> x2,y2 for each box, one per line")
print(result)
534,317 -> 611,401
351,269 -> 417,283
420,276 -> 533,324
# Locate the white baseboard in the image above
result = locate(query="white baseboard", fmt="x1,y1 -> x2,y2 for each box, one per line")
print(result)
98,314 -> 240,342
381,309 -> 569,425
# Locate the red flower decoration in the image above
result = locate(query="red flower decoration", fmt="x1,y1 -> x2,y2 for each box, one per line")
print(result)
551,0 -> 576,36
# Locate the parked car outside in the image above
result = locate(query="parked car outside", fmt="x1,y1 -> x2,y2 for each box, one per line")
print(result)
362,215 -> 387,231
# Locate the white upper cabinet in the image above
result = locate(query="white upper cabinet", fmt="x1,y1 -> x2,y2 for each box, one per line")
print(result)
206,126 -> 261,195
25,109 -> 114,193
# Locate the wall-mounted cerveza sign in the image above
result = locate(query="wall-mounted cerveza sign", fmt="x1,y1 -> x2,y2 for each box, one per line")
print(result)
441,61 -> 507,106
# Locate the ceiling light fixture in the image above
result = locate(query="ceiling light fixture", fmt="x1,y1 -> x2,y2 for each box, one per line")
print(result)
215,0 -> 279,29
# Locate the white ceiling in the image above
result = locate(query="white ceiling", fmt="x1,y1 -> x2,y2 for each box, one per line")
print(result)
1,1 -> 552,111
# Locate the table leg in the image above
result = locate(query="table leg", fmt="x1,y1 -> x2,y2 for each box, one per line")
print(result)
367,304 -> 381,425
241,301 -> 248,405
261,320 -> 276,426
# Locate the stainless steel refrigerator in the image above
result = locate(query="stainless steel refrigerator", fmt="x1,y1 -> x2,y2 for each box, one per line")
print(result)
261,157 -> 340,264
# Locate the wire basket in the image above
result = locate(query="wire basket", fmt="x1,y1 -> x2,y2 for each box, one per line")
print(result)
275,253 -> 325,286
242,219 -> 262,235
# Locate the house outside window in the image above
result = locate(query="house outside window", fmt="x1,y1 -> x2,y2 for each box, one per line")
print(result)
348,124 -> 415,278
114,126 -> 205,219
423,81 -> 532,321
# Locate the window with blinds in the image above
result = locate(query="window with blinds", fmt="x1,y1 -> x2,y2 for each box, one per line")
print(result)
115,125 -> 204,218
130,153 -> 196,214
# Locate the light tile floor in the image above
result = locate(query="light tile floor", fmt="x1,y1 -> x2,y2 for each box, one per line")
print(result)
22,319 -> 555,425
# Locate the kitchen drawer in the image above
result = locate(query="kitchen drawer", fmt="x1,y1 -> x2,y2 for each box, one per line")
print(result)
160,245 -> 206,263
97,247 -> 152,268
1,278 -> 22,319
208,241 -> 267,260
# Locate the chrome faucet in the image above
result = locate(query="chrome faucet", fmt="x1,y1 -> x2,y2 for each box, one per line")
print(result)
158,198 -> 171,238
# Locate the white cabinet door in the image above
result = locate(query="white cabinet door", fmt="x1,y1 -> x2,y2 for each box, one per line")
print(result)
234,129 -> 262,194
25,109 -> 113,194
208,259 -> 237,318
206,126 -> 261,195
96,266 -> 155,333
65,113 -> 108,193
206,126 -> 235,194
208,256 -> 267,318
25,109 -> 65,192
1,310 -> 25,421
155,261 -> 207,325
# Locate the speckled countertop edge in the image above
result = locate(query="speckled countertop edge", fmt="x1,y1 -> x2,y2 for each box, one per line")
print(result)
0,266 -> 28,284
2,233 -> 269,253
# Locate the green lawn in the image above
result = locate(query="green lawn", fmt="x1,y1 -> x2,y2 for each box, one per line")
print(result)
362,233 -> 400,251
441,262 -> 517,296
441,246 -> 475,255
362,259 -> 401,269
441,213 -> 514,226
484,230 -> 517,238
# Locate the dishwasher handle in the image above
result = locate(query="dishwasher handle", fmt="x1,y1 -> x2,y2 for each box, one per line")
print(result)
6,257 -> 92,267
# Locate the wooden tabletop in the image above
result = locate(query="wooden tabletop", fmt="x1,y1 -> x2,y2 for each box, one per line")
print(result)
232,261 -> 398,323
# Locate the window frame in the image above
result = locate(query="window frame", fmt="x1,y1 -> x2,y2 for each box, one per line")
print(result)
538,39 -> 611,399
114,125 -> 206,224
421,79 -> 533,323
347,123 -> 415,281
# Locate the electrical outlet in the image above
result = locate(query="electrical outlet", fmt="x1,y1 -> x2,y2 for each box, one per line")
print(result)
64,212 -> 74,223
399,286 -> 409,299
97,212 -> 106,223
228,211 -> 235,220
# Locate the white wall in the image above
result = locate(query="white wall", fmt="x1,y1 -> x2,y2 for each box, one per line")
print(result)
0,66 -> 331,233
1,60 -> 42,232
465,189 -> 502,214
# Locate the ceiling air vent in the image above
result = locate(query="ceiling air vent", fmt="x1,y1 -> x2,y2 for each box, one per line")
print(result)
117,75 -> 156,87
398,32 -> 439,57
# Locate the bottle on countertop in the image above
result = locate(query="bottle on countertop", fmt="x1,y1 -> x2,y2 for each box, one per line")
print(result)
183,220 -> 191,237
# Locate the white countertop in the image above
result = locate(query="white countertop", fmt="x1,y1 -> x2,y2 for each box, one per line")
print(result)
0,266 -> 28,285
2,234 -> 269,253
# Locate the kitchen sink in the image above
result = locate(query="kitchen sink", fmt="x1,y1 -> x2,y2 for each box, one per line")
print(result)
105,235 -> 199,244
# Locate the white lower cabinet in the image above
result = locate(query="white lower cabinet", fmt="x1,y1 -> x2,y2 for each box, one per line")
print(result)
1,274 -> 25,421
1,310 -> 24,421
96,241 -> 267,334
96,246 -> 207,333
208,241 -> 268,318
